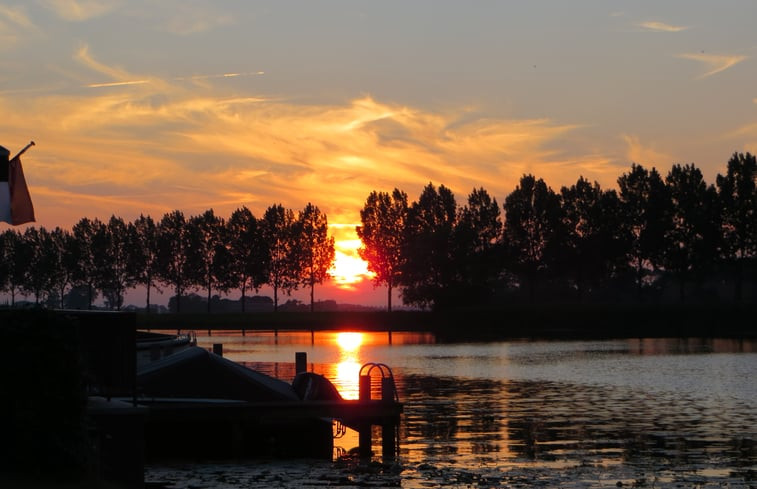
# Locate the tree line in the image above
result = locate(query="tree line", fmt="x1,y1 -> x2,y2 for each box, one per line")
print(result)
0,204 -> 334,312
1,152 -> 755,312
358,152 -> 757,309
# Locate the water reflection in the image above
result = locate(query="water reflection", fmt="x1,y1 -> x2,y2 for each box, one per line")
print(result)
334,332 -> 363,399
164,331 -> 756,487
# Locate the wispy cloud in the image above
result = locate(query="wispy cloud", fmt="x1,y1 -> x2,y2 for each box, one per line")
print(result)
87,80 -> 150,88
623,135 -> 673,167
0,4 -> 35,29
638,21 -> 689,32
0,45 -> 617,228
41,0 -> 120,21
0,4 -> 39,45
678,52 -> 747,78
159,4 -> 233,35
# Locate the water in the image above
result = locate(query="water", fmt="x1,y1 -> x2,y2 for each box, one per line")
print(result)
145,332 -> 756,488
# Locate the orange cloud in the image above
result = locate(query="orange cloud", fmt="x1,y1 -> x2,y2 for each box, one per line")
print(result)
638,21 -> 689,32
678,52 -> 748,78
0,46 -> 625,231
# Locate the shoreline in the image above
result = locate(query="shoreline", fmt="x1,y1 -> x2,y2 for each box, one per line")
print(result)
136,303 -> 757,341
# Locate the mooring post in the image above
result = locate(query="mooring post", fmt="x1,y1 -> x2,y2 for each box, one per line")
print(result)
381,421 -> 397,461
359,374 -> 372,401
295,352 -> 307,373
359,423 -> 372,459
212,343 -> 223,357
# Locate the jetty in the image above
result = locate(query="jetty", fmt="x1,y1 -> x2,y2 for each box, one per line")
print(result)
2,310 -> 402,489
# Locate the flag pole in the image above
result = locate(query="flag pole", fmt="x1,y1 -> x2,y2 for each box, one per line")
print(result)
11,141 -> 35,160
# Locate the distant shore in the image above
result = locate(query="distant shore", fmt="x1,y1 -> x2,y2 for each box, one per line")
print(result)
136,303 -> 757,341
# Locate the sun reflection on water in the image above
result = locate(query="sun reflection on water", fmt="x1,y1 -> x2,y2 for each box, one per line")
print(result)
334,332 -> 364,399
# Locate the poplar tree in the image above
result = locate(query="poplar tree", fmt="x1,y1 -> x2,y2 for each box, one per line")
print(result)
262,204 -> 299,312
296,203 -> 335,312
357,189 -> 408,311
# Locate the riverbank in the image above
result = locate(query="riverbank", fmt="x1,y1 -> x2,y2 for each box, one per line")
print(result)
136,303 -> 757,340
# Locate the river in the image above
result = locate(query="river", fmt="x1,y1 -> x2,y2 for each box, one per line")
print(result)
145,331 -> 756,488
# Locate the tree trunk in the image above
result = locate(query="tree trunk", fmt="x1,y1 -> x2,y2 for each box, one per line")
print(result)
274,285 -> 279,312
88,283 -> 93,310
207,281 -> 212,313
146,274 -> 152,313
241,282 -> 247,312
310,280 -> 314,313
387,282 -> 393,312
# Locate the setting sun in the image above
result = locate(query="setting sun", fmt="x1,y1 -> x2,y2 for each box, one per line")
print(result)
329,225 -> 375,290
335,332 -> 364,351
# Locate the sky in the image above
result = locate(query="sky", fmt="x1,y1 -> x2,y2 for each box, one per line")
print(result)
1,1 -> 756,307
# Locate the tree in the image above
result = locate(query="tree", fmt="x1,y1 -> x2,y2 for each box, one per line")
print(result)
157,210 -> 191,313
262,204 -> 299,312
503,175 -> 562,302
45,227 -> 76,309
453,187 -> 503,304
295,203 -> 335,312
20,227 -> 48,304
187,209 -> 226,313
716,152 -> 757,302
664,164 -> 720,301
95,216 -> 135,310
71,218 -> 103,309
131,214 -> 161,312
357,189 -> 408,311
0,229 -> 26,306
559,178 -> 630,301
401,183 -> 457,309
227,207 -> 269,312
617,164 -> 671,300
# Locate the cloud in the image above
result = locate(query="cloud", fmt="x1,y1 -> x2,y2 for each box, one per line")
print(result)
158,4 -> 233,35
622,135 -> 673,168
0,47 -> 619,230
638,21 -> 689,32
41,0 -> 120,21
678,52 -> 748,78
0,4 -> 39,45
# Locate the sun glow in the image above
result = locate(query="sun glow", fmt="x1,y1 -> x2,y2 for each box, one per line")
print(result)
329,225 -> 375,290
335,331 -> 364,351
334,332 -> 365,399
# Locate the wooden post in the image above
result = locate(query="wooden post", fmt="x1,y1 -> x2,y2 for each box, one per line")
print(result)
381,421 -> 397,461
359,423 -> 372,460
359,374 -> 371,401
295,352 -> 307,373
212,343 -> 223,357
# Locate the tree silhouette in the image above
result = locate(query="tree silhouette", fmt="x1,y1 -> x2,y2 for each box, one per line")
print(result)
716,152 -> 757,302
0,230 -> 25,306
453,187 -> 503,304
296,203 -> 335,312
131,214 -> 161,312
187,209 -> 226,313
503,175 -> 562,302
618,164 -> 671,300
402,183 -> 457,309
71,217 -> 103,309
357,189 -> 408,311
20,227 -> 47,304
227,207 -> 269,312
157,210 -> 190,313
664,164 -> 720,301
46,227 -> 75,309
95,216 -> 134,310
262,204 -> 299,312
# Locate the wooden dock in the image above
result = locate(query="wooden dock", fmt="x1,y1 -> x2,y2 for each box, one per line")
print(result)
139,397 -> 403,460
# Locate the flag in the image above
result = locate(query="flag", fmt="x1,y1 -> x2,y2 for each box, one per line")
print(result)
0,145 -> 36,225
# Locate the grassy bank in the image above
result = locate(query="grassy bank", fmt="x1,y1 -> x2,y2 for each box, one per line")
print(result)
136,303 -> 757,341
